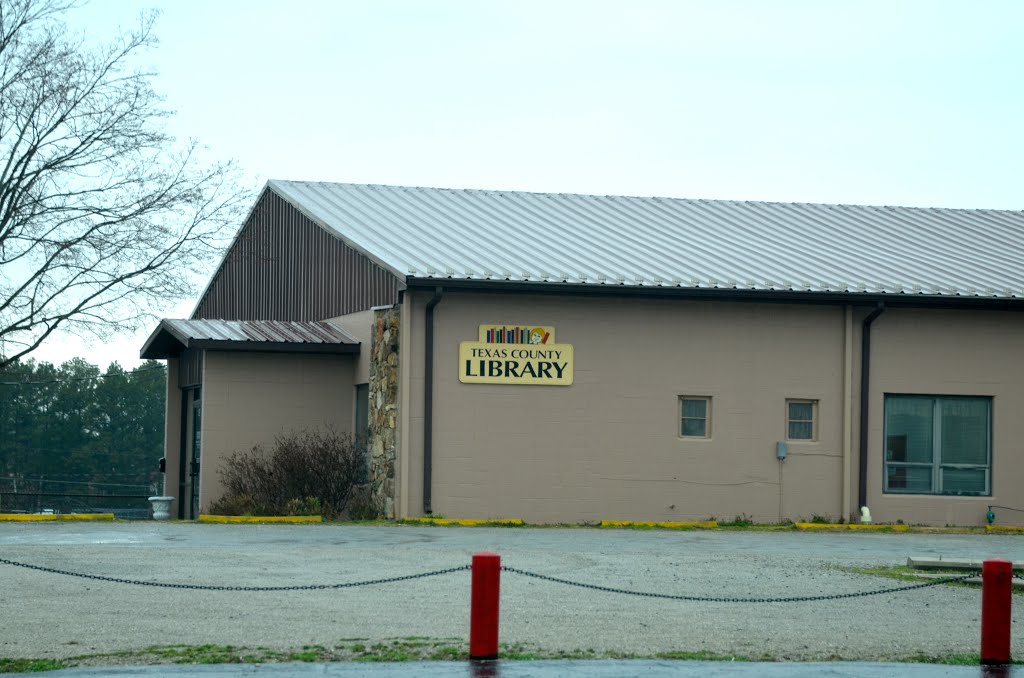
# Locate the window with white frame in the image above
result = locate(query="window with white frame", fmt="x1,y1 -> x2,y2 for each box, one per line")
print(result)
884,395 -> 991,496
680,396 -> 711,438
786,399 -> 817,441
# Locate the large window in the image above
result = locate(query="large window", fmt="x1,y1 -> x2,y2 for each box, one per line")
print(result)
884,395 -> 991,496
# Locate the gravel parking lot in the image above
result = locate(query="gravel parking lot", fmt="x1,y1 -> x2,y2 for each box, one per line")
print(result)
1,523 -> 1022,662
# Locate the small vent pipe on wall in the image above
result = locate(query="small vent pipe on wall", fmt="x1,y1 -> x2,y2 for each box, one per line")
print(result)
858,302 -> 885,514
423,286 -> 444,514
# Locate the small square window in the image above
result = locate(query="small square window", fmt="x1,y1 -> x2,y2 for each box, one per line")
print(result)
680,396 -> 711,438
786,399 -> 818,441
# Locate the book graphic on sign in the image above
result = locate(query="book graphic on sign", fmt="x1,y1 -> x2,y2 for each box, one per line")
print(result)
462,324 -> 572,386
479,325 -> 554,345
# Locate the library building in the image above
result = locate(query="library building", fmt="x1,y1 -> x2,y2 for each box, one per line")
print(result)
141,181 -> 1024,526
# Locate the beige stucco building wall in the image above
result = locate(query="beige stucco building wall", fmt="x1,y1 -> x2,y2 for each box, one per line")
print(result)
866,308 -> 1024,526
155,294 -> 1021,526
330,310 -> 375,385
401,291 -> 850,524
195,351 -> 356,513
396,292 -> 1023,526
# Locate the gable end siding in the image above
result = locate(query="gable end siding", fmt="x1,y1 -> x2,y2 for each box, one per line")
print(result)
193,190 -> 402,321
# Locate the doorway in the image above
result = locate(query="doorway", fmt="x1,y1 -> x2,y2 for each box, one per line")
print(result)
179,387 -> 202,519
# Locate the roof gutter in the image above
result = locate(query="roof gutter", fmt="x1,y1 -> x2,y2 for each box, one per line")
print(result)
423,286 -> 444,515
858,302 -> 886,514
404,278 -> 1024,311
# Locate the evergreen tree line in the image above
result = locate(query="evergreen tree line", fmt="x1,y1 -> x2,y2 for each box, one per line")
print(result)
0,359 -> 166,494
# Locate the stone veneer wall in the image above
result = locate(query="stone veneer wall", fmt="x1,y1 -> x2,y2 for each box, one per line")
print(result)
368,306 -> 400,518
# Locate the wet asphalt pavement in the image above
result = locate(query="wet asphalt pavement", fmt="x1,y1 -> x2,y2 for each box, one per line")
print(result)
1,523 -> 1022,669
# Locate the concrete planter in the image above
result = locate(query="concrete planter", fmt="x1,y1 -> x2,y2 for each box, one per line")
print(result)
149,496 -> 175,520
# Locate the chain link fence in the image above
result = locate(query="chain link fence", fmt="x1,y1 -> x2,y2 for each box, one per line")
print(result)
0,478 -> 157,519
0,492 -> 152,519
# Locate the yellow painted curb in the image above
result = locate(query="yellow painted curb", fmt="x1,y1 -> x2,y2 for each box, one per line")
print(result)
795,522 -> 909,531
402,517 -> 524,526
986,525 -> 1024,533
0,513 -> 114,521
600,520 -> 719,529
198,515 -> 322,524
58,513 -> 115,521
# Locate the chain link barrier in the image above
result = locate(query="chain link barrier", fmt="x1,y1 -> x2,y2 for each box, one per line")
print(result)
501,565 -> 979,603
0,556 -> 468,591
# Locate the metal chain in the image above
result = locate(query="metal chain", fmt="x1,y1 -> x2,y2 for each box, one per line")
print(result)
0,554 -> 981,602
501,566 -> 978,603
0,556 -> 468,591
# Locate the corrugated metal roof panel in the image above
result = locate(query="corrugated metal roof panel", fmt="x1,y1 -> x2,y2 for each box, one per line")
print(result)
162,319 -> 358,345
268,180 -> 1024,299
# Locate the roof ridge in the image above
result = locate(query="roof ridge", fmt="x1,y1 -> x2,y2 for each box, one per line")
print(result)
267,179 -> 1024,214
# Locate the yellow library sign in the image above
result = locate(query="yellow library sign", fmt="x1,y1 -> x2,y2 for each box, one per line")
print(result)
459,324 -> 573,386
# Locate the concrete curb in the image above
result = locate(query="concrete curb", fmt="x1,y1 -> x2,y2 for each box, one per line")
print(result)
0,513 -> 115,522
794,522 -> 909,531
400,517 -> 524,526
908,557 -> 1023,572
600,520 -> 719,529
987,525 -> 1024,533
198,515 -> 323,524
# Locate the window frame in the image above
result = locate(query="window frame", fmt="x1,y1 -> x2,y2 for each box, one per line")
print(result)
883,394 -> 992,497
679,396 -> 712,439
785,398 -> 818,442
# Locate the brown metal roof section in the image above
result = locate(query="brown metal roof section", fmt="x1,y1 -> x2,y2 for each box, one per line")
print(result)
192,189 -> 402,321
140,319 -> 360,359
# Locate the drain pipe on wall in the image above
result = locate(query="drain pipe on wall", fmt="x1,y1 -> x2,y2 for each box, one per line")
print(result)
423,286 -> 444,515
858,302 -> 885,521
841,306 -> 853,523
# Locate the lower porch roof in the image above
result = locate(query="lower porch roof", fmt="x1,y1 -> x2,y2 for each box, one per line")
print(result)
140,319 -> 360,359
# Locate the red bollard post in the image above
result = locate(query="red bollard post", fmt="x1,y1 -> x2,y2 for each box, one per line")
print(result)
981,558 -> 1013,664
470,552 -> 501,660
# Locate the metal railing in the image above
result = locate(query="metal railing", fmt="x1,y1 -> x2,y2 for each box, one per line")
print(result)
0,491 -> 152,519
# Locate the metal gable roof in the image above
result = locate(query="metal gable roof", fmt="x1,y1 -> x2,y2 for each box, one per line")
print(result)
268,180 -> 1024,299
140,319 -> 360,359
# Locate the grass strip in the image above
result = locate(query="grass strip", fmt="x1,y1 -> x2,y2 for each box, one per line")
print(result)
6,640 -> 1021,671
599,520 -> 718,530
0,658 -> 65,672
838,564 -> 1023,595
795,523 -> 909,531
398,517 -> 524,527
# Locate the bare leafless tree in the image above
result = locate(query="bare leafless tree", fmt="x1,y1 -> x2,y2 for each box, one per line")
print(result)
0,0 -> 251,369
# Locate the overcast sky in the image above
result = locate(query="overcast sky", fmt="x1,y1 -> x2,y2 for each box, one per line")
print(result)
28,0 -> 1024,369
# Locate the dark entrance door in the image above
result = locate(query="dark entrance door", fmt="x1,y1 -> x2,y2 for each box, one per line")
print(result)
355,383 -> 369,482
189,387 -> 202,518
178,386 -> 202,519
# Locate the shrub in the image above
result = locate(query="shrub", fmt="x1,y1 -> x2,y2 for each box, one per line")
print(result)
210,428 -> 368,519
